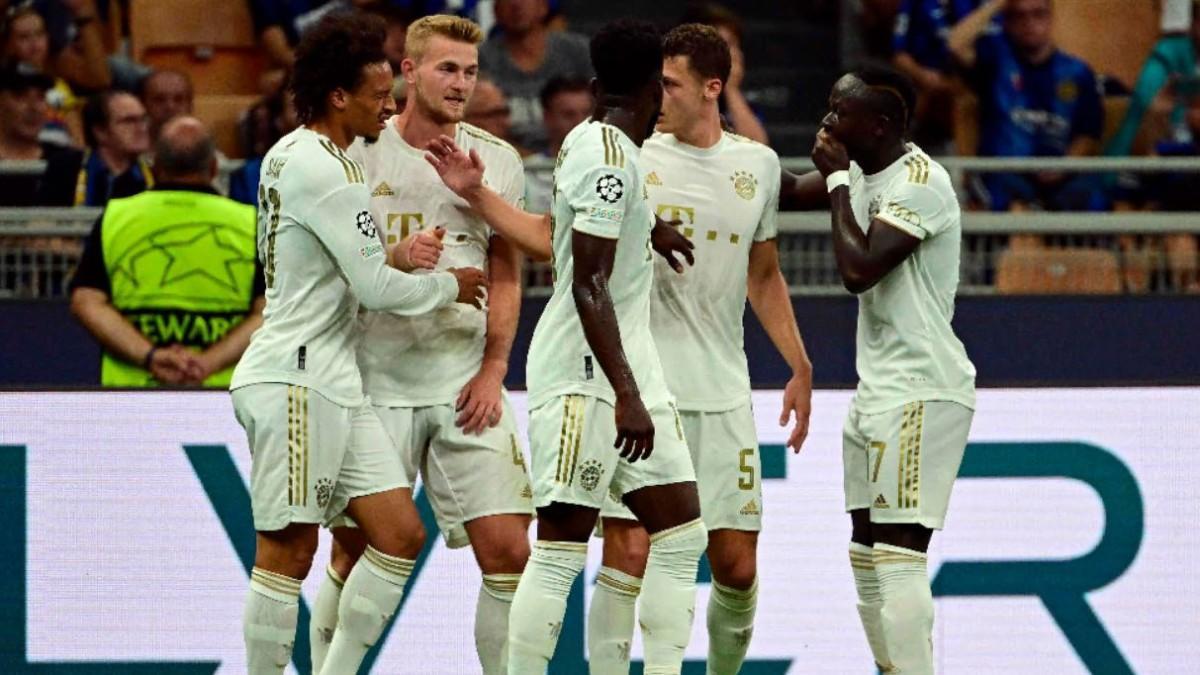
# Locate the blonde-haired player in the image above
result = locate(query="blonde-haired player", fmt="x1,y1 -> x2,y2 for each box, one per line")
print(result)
307,15 -> 534,675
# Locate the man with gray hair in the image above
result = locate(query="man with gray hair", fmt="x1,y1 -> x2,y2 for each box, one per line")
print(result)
70,116 -> 266,387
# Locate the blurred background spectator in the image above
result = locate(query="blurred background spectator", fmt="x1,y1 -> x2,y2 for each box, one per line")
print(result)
464,76 -> 519,149
0,62 -> 79,204
679,1 -> 769,143
41,89 -> 151,206
478,0 -> 590,153
139,69 -> 193,143
951,0 -> 1107,214
228,86 -> 298,205
69,116 -> 263,387
524,74 -> 589,212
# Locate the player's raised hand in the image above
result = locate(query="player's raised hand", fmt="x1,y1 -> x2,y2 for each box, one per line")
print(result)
780,369 -> 813,453
448,266 -> 487,308
393,227 -> 445,271
614,394 -> 655,462
651,215 -> 695,273
455,365 -> 505,435
424,135 -> 486,198
811,128 -> 850,177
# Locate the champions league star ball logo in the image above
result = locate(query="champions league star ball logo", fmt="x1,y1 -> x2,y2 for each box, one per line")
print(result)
595,174 -> 624,204
356,211 -> 377,239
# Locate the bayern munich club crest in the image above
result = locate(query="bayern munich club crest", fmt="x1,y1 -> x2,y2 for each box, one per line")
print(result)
356,210 -> 377,238
595,174 -> 624,204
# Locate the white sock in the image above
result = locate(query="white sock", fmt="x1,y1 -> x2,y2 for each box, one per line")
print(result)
321,546 -> 414,675
310,565 -> 345,674
477,573 -> 521,675
705,577 -> 757,675
638,519 -> 707,675
507,541 -> 588,674
874,544 -> 934,675
244,567 -> 302,675
850,542 -> 895,672
587,566 -> 642,674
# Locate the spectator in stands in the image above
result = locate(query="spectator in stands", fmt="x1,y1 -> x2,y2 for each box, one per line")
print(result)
7,0 -> 111,91
465,76 -> 521,149
525,75 -> 590,212
950,0 -> 1107,212
229,89 -> 298,204
2,2 -> 83,145
252,0 -> 432,70
478,0 -> 591,152
0,62 -> 80,205
1108,2 -> 1200,157
69,116 -> 264,387
892,0 -> 1000,149
40,89 -> 152,206
679,2 -> 769,143
139,69 -> 193,143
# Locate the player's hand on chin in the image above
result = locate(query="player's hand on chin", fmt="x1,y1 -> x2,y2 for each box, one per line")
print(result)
811,128 -> 850,177
651,215 -> 695,273
455,364 -> 505,435
392,227 -> 445,271
448,266 -> 487,308
614,394 -> 655,463
780,369 -> 813,453
424,135 -> 486,198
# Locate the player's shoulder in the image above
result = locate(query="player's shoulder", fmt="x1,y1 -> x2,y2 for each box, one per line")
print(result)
276,128 -> 368,191
562,120 -> 632,175
457,122 -> 524,168
721,131 -> 780,167
896,145 -> 953,197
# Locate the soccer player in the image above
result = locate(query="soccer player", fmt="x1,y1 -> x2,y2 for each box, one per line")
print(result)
431,19 -> 710,673
228,13 -> 485,675
804,68 -> 977,674
584,23 -> 814,675
307,15 -> 534,675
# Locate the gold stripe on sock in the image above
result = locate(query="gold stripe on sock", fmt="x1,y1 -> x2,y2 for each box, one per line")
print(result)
596,573 -> 642,596
326,565 -> 345,589
364,547 -> 415,577
648,518 -> 704,544
252,568 -> 302,596
535,540 -> 588,554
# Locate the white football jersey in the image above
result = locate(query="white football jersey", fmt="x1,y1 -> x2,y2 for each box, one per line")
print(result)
348,120 -> 525,406
641,131 -> 780,412
231,127 -> 459,407
525,120 -> 672,410
847,144 -> 976,413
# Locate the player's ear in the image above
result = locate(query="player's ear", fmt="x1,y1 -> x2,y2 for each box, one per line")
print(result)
330,87 -> 347,112
401,57 -> 418,84
705,77 -> 723,102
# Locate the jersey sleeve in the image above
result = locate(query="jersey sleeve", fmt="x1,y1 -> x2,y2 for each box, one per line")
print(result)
497,153 -> 526,208
754,154 -> 782,242
567,162 -> 634,240
306,182 -> 459,314
873,179 -> 952,240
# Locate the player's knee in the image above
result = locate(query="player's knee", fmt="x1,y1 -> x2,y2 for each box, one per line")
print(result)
475,536 -> 531,575
603,523 -> 650,577
329,540 -> 361,580
710,554 -> 757,590
370,522 -> 426,560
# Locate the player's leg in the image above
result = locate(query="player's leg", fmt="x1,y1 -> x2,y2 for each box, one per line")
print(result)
843,404 -> 894,672
232,384 -> 340,675
308,404 -> 421,672
620,403 -> 707,675
309,526 -> 366,673
689,405 -> 761,675
589,514 -> 648,675
508,395 -> 614,672
867,402 -> 973,675
422,399 -> 534,674
320,404 -> 425,675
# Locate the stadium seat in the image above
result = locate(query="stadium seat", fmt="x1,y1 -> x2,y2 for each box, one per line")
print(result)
995,248 -> 1121,294
129,0 -> 264,95
194,95 -> 258,159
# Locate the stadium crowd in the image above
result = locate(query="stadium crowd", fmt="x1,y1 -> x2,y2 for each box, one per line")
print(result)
0,0 -> 1198,292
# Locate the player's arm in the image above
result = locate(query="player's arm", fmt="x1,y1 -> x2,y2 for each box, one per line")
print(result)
309,182 -> 484,312
424,135 -> 552,261
457,233 -> 523,434
778,168 -> 829,211
572,230 -> 654,462
747,169 -> 813,452
812,130 -> 922,294
947,0 -> 1005,69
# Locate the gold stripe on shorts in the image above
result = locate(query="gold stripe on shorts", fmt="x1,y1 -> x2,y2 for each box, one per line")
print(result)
287,386 -> 296,506
567,397 -> 584,485
556,397 -> 571,483
907,402 -> 925,509
898,403 -> 913,509
301,387 -> 309,507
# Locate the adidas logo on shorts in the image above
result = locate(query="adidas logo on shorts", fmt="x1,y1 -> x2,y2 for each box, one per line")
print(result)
740,499 -> 760,515
874,494 -> 889,509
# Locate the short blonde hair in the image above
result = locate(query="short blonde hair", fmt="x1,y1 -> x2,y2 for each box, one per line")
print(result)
405,14 -> 483,62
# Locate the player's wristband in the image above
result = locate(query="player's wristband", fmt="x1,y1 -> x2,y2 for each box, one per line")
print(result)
142,346 -> 158,370
825,170 -> 850,193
